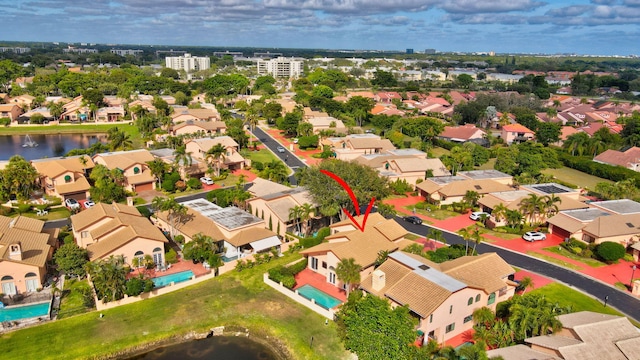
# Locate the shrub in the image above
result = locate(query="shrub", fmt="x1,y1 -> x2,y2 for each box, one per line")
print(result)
298,135 -> 319,149
281,276 -> 296,289
136,205 -> 151,218
173,235 -> 185,244
316,227 -> 331,241
187,178 -> 202,190
288,259 -> 308,275
165,248 -> 178,264
596,241 -> 626,263
389,179 -> 413,195
300,236 -> 322,248
125,277 -> 154,296
63,234 -> 75,245
253,161 -> 264,171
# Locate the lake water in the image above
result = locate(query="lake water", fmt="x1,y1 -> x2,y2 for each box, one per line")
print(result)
129,336 -> 280,360
0,133 -> 106,160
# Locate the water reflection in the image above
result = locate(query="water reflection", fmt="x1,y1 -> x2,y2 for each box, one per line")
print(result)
130,336 -> 279,360
0,133 -> 106,160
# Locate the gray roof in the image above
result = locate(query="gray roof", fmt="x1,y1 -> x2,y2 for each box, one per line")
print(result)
261,187 -> 311,201
561,208 -> 611,222
181,198 -> 262,231
486,344 -> 560,360
522,183 -> 578,195
427,175 -> 467,185
385,148 -> 426,156
589,199 -> 640,215
457,169 -> 512,180
389,252 -> 465,292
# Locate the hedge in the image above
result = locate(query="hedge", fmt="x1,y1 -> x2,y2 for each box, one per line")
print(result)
267,259 -> 308,289
556,150 -> 640,187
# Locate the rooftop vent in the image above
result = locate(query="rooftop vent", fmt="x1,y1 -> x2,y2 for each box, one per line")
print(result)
418,264 -> 430,270
626,222 -> 635,228
474,185 -> 482,190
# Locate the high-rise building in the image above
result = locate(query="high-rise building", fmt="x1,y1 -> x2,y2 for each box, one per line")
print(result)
406,49 -> 414,54
165,53 -> 210,72
424,49 -> 437,55
257,57 -> 303,78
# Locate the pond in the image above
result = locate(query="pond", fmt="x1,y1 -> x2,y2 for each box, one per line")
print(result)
129,335 -> 281,360
0,133 -> 106,160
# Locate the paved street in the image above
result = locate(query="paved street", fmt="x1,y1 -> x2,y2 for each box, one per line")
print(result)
252,126 -> 305,185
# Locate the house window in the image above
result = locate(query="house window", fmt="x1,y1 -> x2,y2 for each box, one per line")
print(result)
429,314 -> 433,323
64,175 -> 72,183
449,305 -> 453,314
1,275 -> 16,296
311,257 -> 318,270
134,250 -> 144,267
464,315 -> 473,323
329,272 -> 336,284
487,293 -> 496,305
152,247 -> 163,266
445,323 -> 455,333
322,261 -> 327,269
133,166 -> 140,174
25,272 -> 38,292
467,297 -> 473,306
81,231 -> 89,238
475,294 -> 481,302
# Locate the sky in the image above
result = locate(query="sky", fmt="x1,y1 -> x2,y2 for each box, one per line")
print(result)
2,0 -> 640,55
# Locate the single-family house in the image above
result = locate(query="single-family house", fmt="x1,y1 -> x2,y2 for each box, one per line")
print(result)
300,213 -> 410,292
149,148 -> 208,179
245,181 -> 316,237
306,116 -> 346,134
375,92 -> 402,104
70,203 -> 168,266
31,155 -> 95,201
60,96 -> 89,122
361,252 -> 515,344
171,120 -> 227,137
438,124 -> 487,145
92,149 -> 157,192
171,108 -> 220,124
20,107 -> 54,123
153,199 -> 281,259
185,136 -> 248,170
0,104 -> 24,122
7,94 -> 35,110
487,312 -> 640,360
96,106 -> 126,122
0,216 -> 56,295
353,149 -> 450,187
500,123 -> 535,144
520,183 -> 582,201
332,134 -> 395,161
593,147 -> 640,172
416,176 -> 513,206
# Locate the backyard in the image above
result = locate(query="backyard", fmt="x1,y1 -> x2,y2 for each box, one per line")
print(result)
541,166 -> 612,190
0,252 -> 348,360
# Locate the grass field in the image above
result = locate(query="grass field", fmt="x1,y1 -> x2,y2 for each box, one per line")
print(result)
243,148 -> 280,164
542,166 -> 612,190
526,251 -> 583,271
0,252 -> 348,360
543,246 -> 607,268
0,123 -> 143,149
430,147 -> 450,158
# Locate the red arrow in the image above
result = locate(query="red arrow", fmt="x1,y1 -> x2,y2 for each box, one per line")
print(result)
320,169 -> 375,232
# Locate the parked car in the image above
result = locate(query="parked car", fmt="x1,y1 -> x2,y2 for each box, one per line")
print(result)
403,216 -> 423,225
276,146 -> 286,153
293,138 -> 299,144
84,199 -> 95,209
470,211 -> 490,221
523,231 -> 546,242
200,176 -> 214,185
65,198 -> 80,210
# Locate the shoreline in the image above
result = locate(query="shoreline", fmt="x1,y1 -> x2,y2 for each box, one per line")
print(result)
0,123 -> 133,135
100,325 -> 293,360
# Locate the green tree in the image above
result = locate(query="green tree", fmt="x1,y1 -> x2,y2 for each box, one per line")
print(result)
85,255 -> 128,303
535,122 -> 561,146
336,258 -> 361,297
518,193 -> 545,225
563,131 -> 590,156
345,96 -> 376,126
371,70 -> 397,88
89,164 -> 127,203
1,155 -> 39,200
54,243 -> 89,277
335,291 -> 418,360
151,196 -> 189,239
147,158 -> 169,189
312,84 -> 334,99
456,73 -> 474,88
183,233 -> 218,264
262,102 -> 283,124
205,143 -> 226,177
281,110 -> 302,136
106,127 -> 133,151
596,241 -> 626,263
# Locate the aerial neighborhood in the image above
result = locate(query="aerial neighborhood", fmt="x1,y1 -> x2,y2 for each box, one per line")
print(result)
2,43 -> 640,360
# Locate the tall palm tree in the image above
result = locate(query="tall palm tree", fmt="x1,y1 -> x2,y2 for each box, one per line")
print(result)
173,145 -> 193,169
543,194 -> 561,219
427,228 -> 446,245
147,158 -> 169,188
205,143 -> 226,177
299,203 -> 315,236
518,193 -> 545,225
505,209 -> 524,229
336,258 -> 361,297
288,205 -> 303,235
152,196 -> 188,239
492,203 -> 509,224
563,132 -> 589,156
471,227 -> 483,255
459,227 -> 473,255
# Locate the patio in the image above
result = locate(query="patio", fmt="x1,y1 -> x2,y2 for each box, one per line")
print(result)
294,268 -> 347,303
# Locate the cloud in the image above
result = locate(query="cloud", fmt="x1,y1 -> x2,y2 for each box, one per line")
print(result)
438,0 -> 546,14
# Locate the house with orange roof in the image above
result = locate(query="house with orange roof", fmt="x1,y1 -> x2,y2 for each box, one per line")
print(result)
7,94 -> 35,110
0,103 -> 23,122
371,104 -> 405,116
347,91 -> 376,99
439,124 -> 487,144
307,116 -> 346,134
375,92 -> 402,104
332,134 -> 396,161
0,216 -> 57,295
594,147 -> 640,171
96,106 -> 125,122
500,123 -> 535,144
60,96 -> 89,122
171,108 -> 220,123
31,155 -> 95,202
92,149 -> 157,193
185,136 -> 248,171
361,252 -> 515,345
171,120 -> 227,137
554,126 -> 582,147
70,203 -> 168,266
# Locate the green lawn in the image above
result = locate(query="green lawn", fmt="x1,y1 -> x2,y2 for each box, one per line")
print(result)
430,147 -> 450,158
0,123 -> 143,148
243,148 -> 280,164
530,283 -> 639,326
0,252 -> 348,360
526,251 -> 583,271
543,246 -> 607,268
477,158 -> 496,170
57,278 -> 94,319
405,205 -> 458,221
541,166 -> 612,190
17,206 -> 71,221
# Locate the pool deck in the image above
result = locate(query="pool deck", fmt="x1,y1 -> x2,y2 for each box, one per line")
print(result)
128,258 -> 210,280
294,268 -> 347,303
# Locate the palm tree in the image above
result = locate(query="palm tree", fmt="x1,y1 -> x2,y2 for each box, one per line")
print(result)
335,258 -> 361,297
107,127 -> 133,151
517,276 -> 534,294
205,143 -> 226,177
518,193 -> 545,225
563,132 -> 589,156
505,209 -> 523,229
147,158 -> 169,188
543,194 -> 561,219
471,227 -> 483,255
463,190 -> 480,209
427,228 -> 446,245
288,205 -> 303,235
459,227 -> 473,255
492,203 -> 509,224
152,196 -> 188,239
262,160 -> 289,183
173,145 -> 193,169
299,203 -> 315,236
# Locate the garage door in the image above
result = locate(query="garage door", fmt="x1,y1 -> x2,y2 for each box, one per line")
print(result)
135,182 -> 154,192
550,225 -> 571,240
66,192 -> 87,201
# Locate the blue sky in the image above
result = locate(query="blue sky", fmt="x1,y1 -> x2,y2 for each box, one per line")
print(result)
1,0 -> 640,55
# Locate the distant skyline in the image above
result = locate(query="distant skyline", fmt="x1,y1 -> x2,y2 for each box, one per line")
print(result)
2,0 -> 640,56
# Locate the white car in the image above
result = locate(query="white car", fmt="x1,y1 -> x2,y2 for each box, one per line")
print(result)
65,198 -> 80,210
200,176 -> 214,185
84,199 -> 95,209
293,138 -> 299,144
523,231 -> 547,242
470,211 -> 490,221
276,146 -> 286,153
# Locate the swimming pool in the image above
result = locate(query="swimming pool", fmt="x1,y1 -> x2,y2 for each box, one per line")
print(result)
152,270 -> 195,288
0,301 -> 51,322
296,284 -> 342,309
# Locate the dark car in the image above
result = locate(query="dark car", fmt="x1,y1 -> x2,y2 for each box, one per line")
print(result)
403,215 -> 423,225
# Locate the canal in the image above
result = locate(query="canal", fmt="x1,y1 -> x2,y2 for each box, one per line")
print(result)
0,133 -> 106,160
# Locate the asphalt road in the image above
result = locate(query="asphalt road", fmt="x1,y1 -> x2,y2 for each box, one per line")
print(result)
395,216 -> 640,322
251,126 -> 305,186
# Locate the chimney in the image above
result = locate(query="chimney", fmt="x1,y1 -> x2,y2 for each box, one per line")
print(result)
9,242 -> 22,261
372,269 -> 386,291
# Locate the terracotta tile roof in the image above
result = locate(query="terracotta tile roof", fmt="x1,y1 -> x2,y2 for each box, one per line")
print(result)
560,126 -> 581,140
266,197 -> 298,222
32,155 -> 95,178
0,215 -> 51,267
391,158 -> 448,173
70,203 -> 139,231
171,108 -> 219,121
582,213 -> 640,238
440,124 -> 486,141
246,178 -> 291,197
347,137 -> 395,150
56,176 -> 91,195
437,253 -> 514,293
347,91 -> 375,99
547,213 -> 588,234
502,123 -> 534,133
187,136 -> 239,151
93,149 -> 155,171
438,179 -> 513,197
173,120 -> 226,132
593,147 -> 640,168
155,207 -> 226,241
227,227 -> 278,247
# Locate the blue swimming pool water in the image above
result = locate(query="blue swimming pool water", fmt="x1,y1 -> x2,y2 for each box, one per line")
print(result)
221,255 -> 238,263
152,270 -> 194,288
297,284 -> 342,309
0,301 -> 51,322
